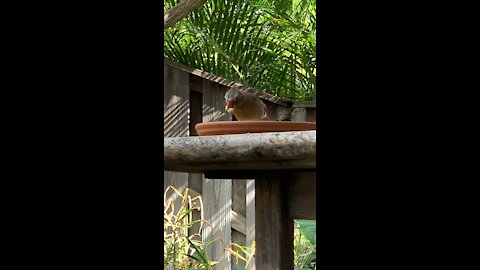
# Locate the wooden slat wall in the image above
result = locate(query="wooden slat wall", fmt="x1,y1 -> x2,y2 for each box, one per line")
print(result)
246,180 -> 256,270
164,61 -> 299,270
292,101 -> 316,122
164,65 -> 189,137
202,80 -> 231,122
201,78 -> 233,269
164,65 -> 190,214
232,181 -> 247,269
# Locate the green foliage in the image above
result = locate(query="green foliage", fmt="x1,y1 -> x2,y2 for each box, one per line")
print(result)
225,241 -> 256,270
294,219 -> 316,270
164,186 -> 316,269
164,185 -> 255,269
164,0 -> 316,101
164,186 -> 218,269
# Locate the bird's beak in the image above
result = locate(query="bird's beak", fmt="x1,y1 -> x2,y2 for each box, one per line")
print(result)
225,100 -> 234,111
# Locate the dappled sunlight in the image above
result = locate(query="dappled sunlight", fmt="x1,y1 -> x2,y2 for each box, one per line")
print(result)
164,95 -> 189,137
202,104 -> 228,122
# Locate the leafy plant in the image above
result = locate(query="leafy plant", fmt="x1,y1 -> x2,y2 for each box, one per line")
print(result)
294,219 -> 316,270
164,185 -> 218,269
164,0 -> 316,101
164,186 -> 316,269
224,241 -> 256,270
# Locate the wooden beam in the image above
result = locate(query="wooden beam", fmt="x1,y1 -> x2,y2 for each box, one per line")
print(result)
287,171 -> 316,219
164,58 -> 291,106
167,159 -> 316,174
202,178 -> 232,269
164,0 -> 207,29
204,169 -> 316,180
231,210 -> 246,235
246,180 -> 255,270
292,101 -> 316,108
164,131 -> 316,173
255,177 -> 294,269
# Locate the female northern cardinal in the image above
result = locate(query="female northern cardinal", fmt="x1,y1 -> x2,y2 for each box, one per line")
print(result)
224,86 -> 268,121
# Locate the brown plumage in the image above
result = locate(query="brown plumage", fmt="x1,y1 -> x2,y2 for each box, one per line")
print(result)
224,86 -> 268,121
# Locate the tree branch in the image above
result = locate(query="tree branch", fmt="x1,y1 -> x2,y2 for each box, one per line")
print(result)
164,0 -> 207,30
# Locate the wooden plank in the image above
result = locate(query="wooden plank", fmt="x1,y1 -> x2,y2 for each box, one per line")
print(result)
231,180 -> 247,268
190,74 -> 204,93
232,181 -> 247,216
189,89 -> 203,136
164,57 -> 291,106
306,108 -> 316,122
201,80 -> 233,269
202,178 -> 232,269
164,65 -> 195,240
255,177 -> 294,270
231,210 -> 246,235
292,107 -> 307,122
168,158 -> 316,174
292,101 -> 316,108
246,180 -> 255,270
265,101 -> 278,121
164,65 -> 190,137
231,229 -> 247,270
287,171 -> 316,219
205,169 -> 316,180
203,80 -> 231,122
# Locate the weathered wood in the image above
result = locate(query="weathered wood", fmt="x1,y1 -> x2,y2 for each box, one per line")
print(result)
164,0 -> 207,29
292,107 -> 307,122
246,179 -> 255,270
164,58 -> 291,107
202,178 -> 232,269
164,66 -> 198,233
265,101 -> 278,121
231,210 -> 246,235
201,77 -> 233,269
164,131 -> 316,165
287,171 -> 316,219
205,169 -> 317,180
164,65 -> 190,137
170,159 -> 316,174
189,89 -> 203,136
232,181 -> 247,216
163,61 -> 317,270
255,178 -> 294,270
164,64 -> 191,215
306,108 -> 316,122
231,229 -> 247,269
190,74 -> 203,93
292,101 -> 316,108
203,80 -> 231,122
292,101 -> 316,122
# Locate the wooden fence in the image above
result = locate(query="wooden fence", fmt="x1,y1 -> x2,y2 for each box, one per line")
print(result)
164,57 -> 315,269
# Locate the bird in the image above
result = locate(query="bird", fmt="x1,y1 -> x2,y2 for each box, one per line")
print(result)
224,86 -> 268,121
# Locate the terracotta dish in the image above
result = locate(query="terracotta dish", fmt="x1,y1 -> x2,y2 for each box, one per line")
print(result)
195,121 -> 316,136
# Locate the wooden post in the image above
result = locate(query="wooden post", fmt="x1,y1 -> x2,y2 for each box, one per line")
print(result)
255,177 -> 294,270
202,178 -> 232,269
201,80 -> 233,268
164,64 -> 190,213
292,107 -> 307,122
231,180 -> 247,269
246,179 -> 256,270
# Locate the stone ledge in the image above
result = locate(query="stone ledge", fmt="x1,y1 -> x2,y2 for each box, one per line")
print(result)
164,131 -> 316,173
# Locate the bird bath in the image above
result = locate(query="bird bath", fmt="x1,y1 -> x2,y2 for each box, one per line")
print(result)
164,130 -> 316,269
195,121 -> 316,136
